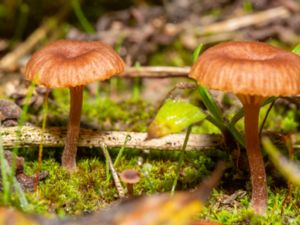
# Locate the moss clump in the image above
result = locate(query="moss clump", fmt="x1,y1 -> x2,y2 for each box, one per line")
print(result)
15,148 -> 215,216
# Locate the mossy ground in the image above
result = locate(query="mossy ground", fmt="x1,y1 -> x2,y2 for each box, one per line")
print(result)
18,147 -> 216,216
1,82 -> 300,224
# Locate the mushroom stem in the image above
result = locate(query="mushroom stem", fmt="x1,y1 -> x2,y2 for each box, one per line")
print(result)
62,86 -> 83,171
240,96 -> 267,215
126,183 -> 134,197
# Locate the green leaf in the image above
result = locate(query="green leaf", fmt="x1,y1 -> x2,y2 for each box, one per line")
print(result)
192,43 -> 204,63
147,99 -> 206,138
292,43 -> 300,55
262,137 -> 300,186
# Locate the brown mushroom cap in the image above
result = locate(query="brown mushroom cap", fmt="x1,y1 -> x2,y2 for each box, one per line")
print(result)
120,169 -> 141,184
189,41 -> 300,97
24,39 -> 125,88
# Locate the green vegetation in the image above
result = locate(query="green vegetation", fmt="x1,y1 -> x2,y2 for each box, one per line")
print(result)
14,148 -> 215,216
1,79 -> 300,224
1,1 -> 300,224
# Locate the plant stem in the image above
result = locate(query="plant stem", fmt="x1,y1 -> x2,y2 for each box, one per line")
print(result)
259,98 -> 276,137
171,125 -> 192,195
102,144 -> 125,198
34,90 -> 49,191
242,97 -> 267,215
0,137 -> 9,204
61,86 -> 83,171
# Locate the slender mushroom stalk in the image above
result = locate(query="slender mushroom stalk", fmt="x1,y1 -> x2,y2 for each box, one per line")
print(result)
238,95 -> 267,215
120,169 -> 140,197
24,39 -> 125,172
189,41 -> 300,214
62,86 -> 83,170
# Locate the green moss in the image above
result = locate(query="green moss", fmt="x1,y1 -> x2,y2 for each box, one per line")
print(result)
47,88 -> 155,131
10,148 -> 214,216
199,187 -> 300,224
1,69 -> 299,224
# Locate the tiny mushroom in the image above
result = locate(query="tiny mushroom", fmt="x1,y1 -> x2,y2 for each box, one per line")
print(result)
189,41 -> 300,214
24,39 -> 125,171
120,169 -> 141,197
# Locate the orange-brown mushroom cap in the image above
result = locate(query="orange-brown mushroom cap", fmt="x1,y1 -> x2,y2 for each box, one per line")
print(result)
24,39 -> 125,88
189,41 -> 300,97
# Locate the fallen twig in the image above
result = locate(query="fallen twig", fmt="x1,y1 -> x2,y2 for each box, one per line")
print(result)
197,7 -> 290,35
0,126 -> 222,151
121,66 -> 190,78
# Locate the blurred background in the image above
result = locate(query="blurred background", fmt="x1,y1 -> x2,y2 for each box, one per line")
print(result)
1,0 -> 300,69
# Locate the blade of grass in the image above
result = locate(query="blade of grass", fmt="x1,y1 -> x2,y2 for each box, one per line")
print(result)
102,144 -> 125,197
230,96 -> 276,126
10,166 -> 29,209
0,80 -> 35,206
227,123 -> 245,147
0,136 -> 9,204
0,147 -> 28,209
104,148 -> 110,184
292,43 -> 300,55
106,134 -> 131,182
141,163 -> 155,193
192,43 -> 204,63
198,86 -> 224,125
262,137 -> 300,186
114,135 -> 131,167
34,89 -> 49,191
259,98 -> 276,136
193,46 -> 223,125
7,81 -> 36,204
171,125 -> 192,195
71,0 -> 95,33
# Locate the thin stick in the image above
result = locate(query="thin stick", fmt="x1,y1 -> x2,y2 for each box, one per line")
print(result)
197,7 -> 290,35
0,126 -> 222,151
121,66 -> 190,78
102,144 -> 125,198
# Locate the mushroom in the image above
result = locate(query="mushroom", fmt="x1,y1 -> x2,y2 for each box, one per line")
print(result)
119,169 -> 140,197
24,39 -> 125,171
189,41 -> 300,214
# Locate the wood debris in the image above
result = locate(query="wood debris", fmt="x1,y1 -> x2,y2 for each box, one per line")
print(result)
0,126 -> 222,151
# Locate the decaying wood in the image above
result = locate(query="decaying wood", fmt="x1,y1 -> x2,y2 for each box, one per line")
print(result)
197,7 -> 290,35
121,66 -> 190,78
0,126 -> 222,151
